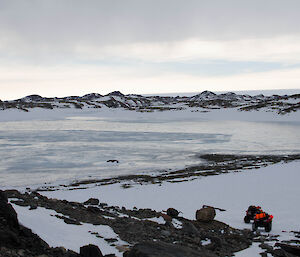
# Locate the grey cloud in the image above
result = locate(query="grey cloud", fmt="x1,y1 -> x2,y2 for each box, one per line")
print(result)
0,0 -> 300,49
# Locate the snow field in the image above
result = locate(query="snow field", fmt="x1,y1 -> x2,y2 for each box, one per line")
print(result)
28,161 -> 299,256
12,204 -> 128,256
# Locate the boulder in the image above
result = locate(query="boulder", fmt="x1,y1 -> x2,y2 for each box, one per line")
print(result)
166,208 -> 179,218
84,198 -> 100,205
0,190 -> 19,230
80,244 -> 103,257
196,207 -> 216,222
160,213 -> 172,222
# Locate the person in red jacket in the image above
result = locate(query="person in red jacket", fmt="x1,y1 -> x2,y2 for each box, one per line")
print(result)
255,211 -> 267,220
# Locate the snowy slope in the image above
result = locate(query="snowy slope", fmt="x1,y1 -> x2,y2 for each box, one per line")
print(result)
11,161 -> 299,256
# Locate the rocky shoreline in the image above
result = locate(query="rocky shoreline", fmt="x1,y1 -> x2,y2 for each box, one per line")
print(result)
36,154 -> 300,192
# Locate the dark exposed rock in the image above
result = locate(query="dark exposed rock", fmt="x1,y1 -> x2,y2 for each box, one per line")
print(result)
181,221 -> 201,236
166,208 -> 179,218
259,243 -> 274,251
107,91 -> 124,97
123,241 -> 217,257
0,190 -> 19,230
275,243 -> 300,256
54,215 -> 81,225
19,94 -> 44,102
84,198 -> 100,205
0,190 -> 111,257
81,93 -> 103,100
6,190 -> 254,257
160,213 -> 172,222
79,244 -> 103,257
87,206 -> 101,213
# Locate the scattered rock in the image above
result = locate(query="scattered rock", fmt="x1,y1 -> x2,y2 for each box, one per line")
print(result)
166,208 -> 179,218
104,238 -> 118,243
123,241 -> 217,257
0,190 -> 19,230
259,243 -> 273,251
196,207 -> 216,222
29,203 -> 38,210
5,190 -> 254,257
80,244 -> 103,257
87,206 -> 101,213
54,215 -> 81,225
275,243 -> 300,256
181,221 -> 200,236
84,198 -> 100,205
0,190 -> 114,257
160,213 -> 172,222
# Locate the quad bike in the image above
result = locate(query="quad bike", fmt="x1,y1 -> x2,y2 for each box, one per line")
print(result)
252,214 -> 273,232
244,205 -> 261,223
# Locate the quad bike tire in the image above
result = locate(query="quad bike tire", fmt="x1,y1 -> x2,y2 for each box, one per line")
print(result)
244,215 -> 251,223
252,222 -> 258,231
265,222 -> 272,232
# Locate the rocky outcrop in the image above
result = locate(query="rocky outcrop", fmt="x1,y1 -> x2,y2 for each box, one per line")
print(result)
166,208 -> 179,218
80,244 -> 103,257
123,241 -> 217,257
0,190 -> 79,257
84,198 -> 100,205
0,191 -> 19,231
6,190 -> 254,257
0,190 -> 110,257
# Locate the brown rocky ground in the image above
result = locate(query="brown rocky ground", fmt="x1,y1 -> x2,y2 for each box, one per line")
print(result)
2,188 -> 299,257
5,189 -> 253,257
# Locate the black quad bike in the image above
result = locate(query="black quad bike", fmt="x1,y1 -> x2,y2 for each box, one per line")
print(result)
244,205 -> 261,223
252,214 -> 273,232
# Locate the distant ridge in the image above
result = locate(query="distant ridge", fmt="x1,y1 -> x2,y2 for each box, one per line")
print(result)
0,90 -> 299,115
144,89 -> 300,97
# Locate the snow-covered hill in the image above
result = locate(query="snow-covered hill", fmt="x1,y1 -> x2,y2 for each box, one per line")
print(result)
1,91 -> 299,115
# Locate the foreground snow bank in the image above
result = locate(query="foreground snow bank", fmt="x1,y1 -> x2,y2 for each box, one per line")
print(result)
43,161 -> 300,234
29,161 -> 297,256
12,204 -> 127,256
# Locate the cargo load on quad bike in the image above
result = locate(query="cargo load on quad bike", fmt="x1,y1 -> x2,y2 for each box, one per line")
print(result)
252,212 -> 273,232
244,205 -> 262,223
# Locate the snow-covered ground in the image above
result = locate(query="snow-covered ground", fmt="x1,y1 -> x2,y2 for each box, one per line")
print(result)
11,160 -> 300,256
0,106 -> 300,123
12,204 -> 127,256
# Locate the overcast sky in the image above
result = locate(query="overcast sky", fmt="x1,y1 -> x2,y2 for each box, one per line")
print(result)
1,0 -> 300,100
